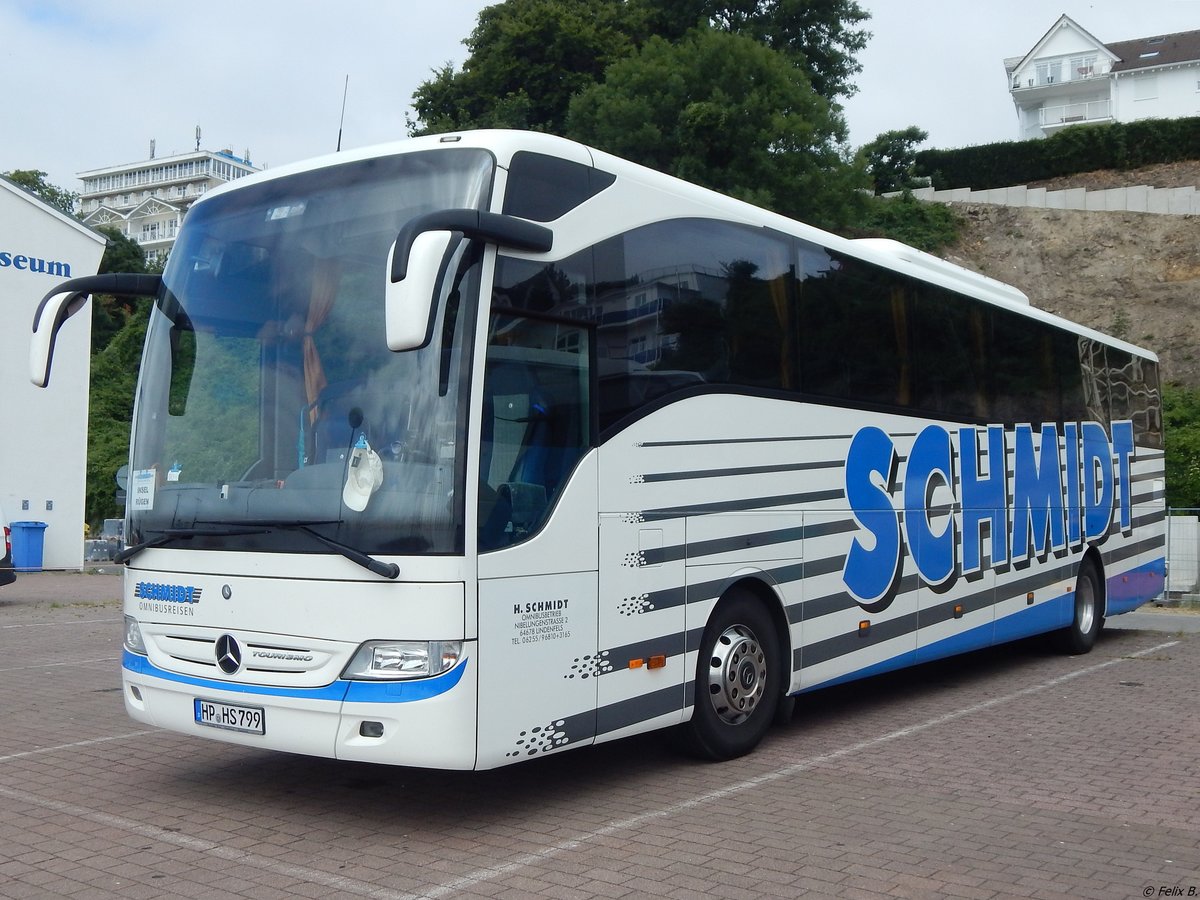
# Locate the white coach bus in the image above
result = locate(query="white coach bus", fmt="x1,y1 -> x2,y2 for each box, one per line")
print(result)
31,131 -> 1165,767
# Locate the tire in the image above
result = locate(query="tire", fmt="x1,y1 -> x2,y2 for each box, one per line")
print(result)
1058,558 -> 1104,654
681,589 -> 782,760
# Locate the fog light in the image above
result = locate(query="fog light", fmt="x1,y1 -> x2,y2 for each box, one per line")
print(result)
359,721 -> 384,738
130,685 -> 143,701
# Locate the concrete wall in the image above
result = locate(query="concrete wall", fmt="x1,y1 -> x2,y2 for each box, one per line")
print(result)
894,183 -> 1200,216
0,179 -> 105,569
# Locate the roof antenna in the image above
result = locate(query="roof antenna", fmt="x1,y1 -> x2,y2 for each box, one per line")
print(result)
336,75 -> 349,151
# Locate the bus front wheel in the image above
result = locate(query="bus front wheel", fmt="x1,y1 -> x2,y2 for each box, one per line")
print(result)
1058,559 -> 1104,655
682,590 -> 782,760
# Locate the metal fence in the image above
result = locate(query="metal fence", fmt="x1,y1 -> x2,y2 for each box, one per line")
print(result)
1166,509 -> 1200,607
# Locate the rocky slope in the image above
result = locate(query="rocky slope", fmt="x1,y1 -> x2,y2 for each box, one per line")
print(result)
939,165 -> 1200,386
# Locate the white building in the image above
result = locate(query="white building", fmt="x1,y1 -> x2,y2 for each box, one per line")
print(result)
1006,15 -> 1200,140
78,144 -> 258,265
0,176 -> 106,569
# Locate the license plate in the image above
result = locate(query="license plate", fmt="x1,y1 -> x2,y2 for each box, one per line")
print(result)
194,698 -> 265,734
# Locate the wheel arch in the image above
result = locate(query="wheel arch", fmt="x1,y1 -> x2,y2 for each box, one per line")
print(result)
714,574 -> 794,694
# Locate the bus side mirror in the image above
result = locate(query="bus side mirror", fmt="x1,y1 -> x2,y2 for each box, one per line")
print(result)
30,273 -> 162,387
385,209 -> 553,352
385,231 -> 454,352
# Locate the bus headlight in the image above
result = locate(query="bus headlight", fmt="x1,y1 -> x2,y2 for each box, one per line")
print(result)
343,641 -> 462,680
124,616 -> 147,655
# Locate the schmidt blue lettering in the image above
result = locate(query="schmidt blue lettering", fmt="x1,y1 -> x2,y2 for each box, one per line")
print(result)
1112,421 -> 1135,532
904,425 -> 956,588
134,581 -> 202,604
842,421 -> 1136,609
959,425 -> 1007,575
843,427 -> 902,607
1011,423 -> 1066,563
1081,422 -> 1114,542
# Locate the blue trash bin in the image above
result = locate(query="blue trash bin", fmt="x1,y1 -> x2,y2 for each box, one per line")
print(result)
11,521 -> 48,571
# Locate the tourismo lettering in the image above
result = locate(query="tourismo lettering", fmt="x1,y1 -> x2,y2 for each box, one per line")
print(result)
0,250 -> 71,277
842,421 -> 1135,610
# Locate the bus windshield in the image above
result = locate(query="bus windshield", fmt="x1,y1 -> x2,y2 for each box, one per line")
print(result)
127,149 -> 493,557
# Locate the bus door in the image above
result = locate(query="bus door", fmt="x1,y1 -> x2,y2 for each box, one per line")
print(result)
475,312 -> 600,768
596,514 -> 688,743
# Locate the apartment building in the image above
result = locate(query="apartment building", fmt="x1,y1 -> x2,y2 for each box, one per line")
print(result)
78,142 -> 259,264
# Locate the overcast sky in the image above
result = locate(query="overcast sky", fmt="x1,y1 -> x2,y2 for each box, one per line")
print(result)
3,0 -> 1199,194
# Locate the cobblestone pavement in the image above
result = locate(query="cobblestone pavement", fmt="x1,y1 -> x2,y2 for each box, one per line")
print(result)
1,573 -> 1198,899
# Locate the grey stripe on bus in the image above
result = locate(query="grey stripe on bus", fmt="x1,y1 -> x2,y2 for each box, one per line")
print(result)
637,517 -> 857,568
677,511 -> 1160,626
596,534 -> 1161,688
795,534 -> 1164,669
595,682 -> 694,737
597,632 -> 688,671
618,585 -> 689,614
637,434 -> 855,448
637,458 -> 844,484
638,488 -> 845,522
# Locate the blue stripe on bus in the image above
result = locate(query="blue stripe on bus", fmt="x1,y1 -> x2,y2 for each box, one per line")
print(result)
121,649 -> 468,703
798,557 -> 1165,693
1105,557 -> 1166,616
802,650 -> 921,691
343,663 -> 468,703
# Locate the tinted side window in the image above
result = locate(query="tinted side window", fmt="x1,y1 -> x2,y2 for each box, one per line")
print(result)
799,251 -> 914,409
502,152 -> 616,222
1078,338 -> 1110,424
1059,332 -> 1089,424
591,220 -> 795,432
913,284 -> 988,420
1107,347 -> 1163,448
991,312 -> 1061,426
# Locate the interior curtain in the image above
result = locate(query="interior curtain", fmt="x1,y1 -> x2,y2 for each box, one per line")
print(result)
303,260 -> 340,425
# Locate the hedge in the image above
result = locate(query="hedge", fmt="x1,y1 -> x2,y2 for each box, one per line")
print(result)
914,117 -> 1200,191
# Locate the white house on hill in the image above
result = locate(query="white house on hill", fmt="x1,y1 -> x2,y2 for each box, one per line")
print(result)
1006,14 -> 1200,140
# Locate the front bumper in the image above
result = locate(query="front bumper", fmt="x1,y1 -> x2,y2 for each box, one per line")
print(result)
122,647 -> 478,769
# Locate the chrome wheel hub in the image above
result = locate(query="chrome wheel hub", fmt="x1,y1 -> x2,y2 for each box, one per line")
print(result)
1077,575 -> 1096,634
707,624 -> 767,725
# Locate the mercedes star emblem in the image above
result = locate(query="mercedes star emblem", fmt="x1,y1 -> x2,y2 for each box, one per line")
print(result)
215,634 -> 242,675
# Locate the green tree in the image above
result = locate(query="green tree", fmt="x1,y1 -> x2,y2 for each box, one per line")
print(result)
85,228 -> 158,525
409,0 -> 638,135
860,126 -> 928,194
702,0 -> 871,100
1,169 -> 79,215
86,306 -> 150,527
96,225 -> 147,274
407,0 -> 870,136
91,226 -> 149,353
566,28 -> 867,228
1163,383 -> 1200,509
852,192 -> 961,253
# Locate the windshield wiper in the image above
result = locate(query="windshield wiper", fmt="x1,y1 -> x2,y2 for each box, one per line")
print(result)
119,521 -> 400,580
252,521 -> 401,580
116,526 -> 271,564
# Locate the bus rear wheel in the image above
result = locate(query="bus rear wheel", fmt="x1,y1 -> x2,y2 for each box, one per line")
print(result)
1058,559 -> 1103,654
682,590 -> 782,760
